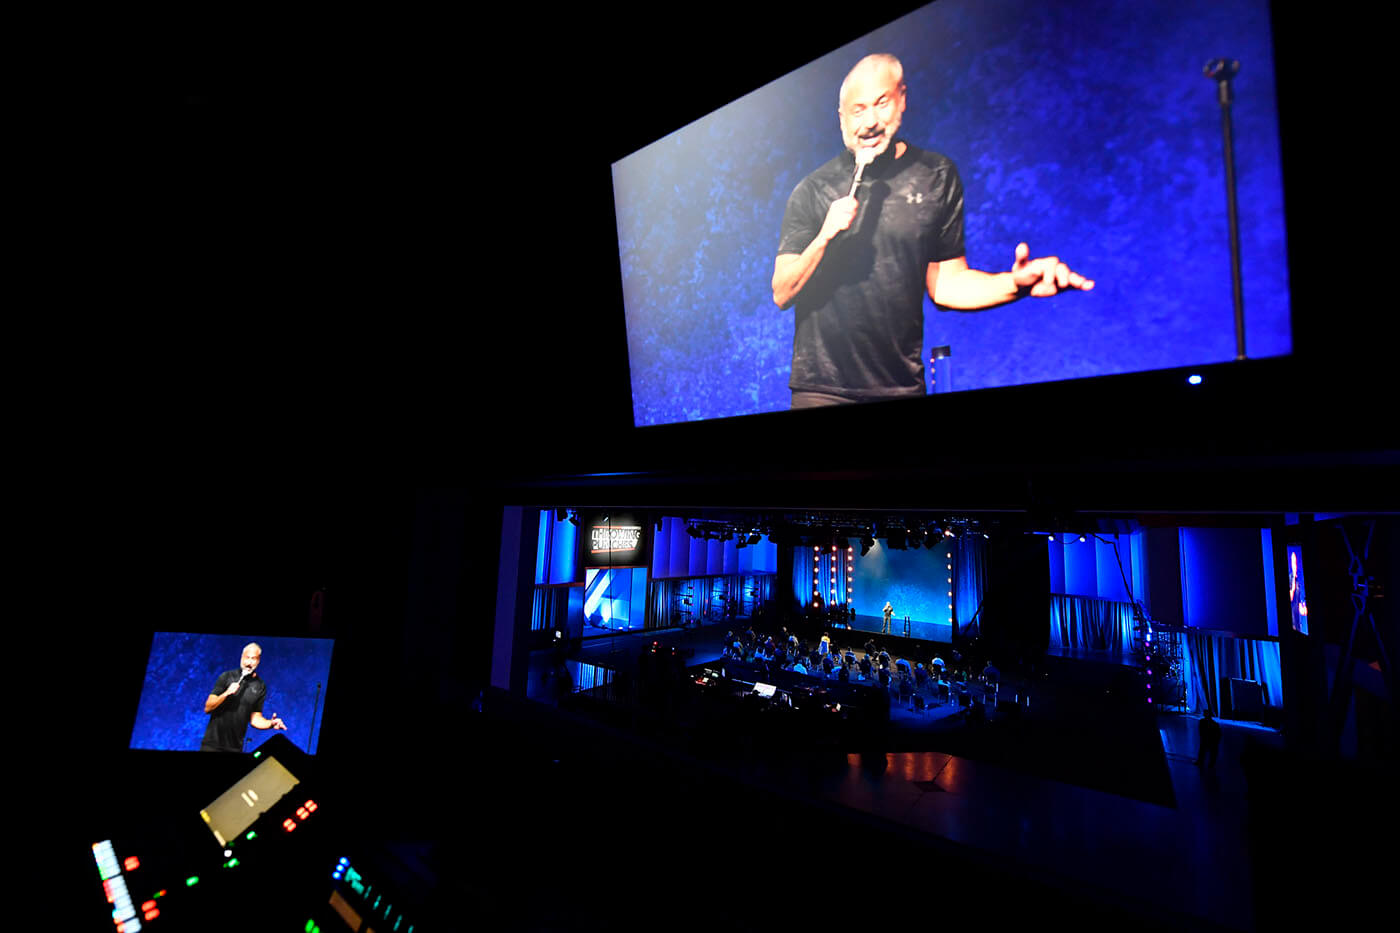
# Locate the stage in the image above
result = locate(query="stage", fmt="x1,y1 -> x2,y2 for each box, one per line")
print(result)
821,611 -> 956,643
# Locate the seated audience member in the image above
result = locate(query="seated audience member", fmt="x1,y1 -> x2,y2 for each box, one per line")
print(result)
915,663 -> 928,689
792,657 -> 808,675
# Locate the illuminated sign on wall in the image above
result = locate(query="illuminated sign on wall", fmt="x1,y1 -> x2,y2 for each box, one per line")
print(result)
581,511 -> 647,568
590,524 -> 642,555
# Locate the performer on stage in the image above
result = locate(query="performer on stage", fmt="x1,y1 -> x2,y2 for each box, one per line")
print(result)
200,642 -> 287,752
882,601 -> 894,634
774,53 -> 1093,407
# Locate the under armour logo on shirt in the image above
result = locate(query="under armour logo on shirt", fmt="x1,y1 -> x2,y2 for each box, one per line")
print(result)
905,192 -> 925,204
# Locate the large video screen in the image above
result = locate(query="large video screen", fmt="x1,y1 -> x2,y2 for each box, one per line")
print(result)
613,0 -> 1288,426
129,632 -> 335,755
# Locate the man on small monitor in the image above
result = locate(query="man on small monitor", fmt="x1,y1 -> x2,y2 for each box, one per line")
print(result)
773,53 -> 1093,408
200,642 -> 287,752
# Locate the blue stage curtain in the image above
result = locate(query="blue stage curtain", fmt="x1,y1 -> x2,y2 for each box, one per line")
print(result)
1049,595 -> 1136,655
1182,630 -> 1284,714
531,586 -> 570,633
954,534 -> 987,638
792,549 -> 813,612
648,578 -> 675,629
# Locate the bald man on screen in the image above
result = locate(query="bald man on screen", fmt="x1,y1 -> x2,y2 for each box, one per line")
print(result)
200,642 -> 288,752
773,54 -> 1093,408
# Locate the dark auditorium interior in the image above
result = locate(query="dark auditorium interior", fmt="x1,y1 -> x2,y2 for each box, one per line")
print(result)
71,3 -> 1395,932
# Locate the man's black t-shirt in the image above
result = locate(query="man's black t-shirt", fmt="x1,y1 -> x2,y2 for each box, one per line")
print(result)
778,142 -> 965,399
200,670 -> 267,752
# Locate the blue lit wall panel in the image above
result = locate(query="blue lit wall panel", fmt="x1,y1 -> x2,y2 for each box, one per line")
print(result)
852,542 -> 953,627
701,539 -> 718,576
1095,537 -> 1130,602
1179,527 -> 1268,635
651,520 -> 667,578
688,537 -> 706,576
738,540 -> 777,574
723,540 -> 739,575
1064,539 -> 1097,597
535,511 -> 580,586
536,510 -> 550,585
1261,529 -> 1278,637
616,0 -> 1288,426
670,520 -> 689,578
1047,539 -> 1065,594
1131,531 -> 1147,611
652,517 -> 690,579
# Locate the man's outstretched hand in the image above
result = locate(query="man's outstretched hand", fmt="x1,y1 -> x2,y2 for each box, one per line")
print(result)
1011,242 -> 1094,296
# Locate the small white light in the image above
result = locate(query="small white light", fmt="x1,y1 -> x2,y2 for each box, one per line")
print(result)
1187,374 -> 1203,385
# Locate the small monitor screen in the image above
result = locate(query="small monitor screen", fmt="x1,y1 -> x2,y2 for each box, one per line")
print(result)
753,682 -> 777,698
129,633 -> 335,755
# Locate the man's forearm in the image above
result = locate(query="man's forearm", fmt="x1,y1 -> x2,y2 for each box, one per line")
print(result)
933,267 -> 1021,311
772,237 -> 833,309
204,693 -> 227,714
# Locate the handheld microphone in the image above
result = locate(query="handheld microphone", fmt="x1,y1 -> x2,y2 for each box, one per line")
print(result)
849,146 -> 877,198
1202,58 -> 1239,81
